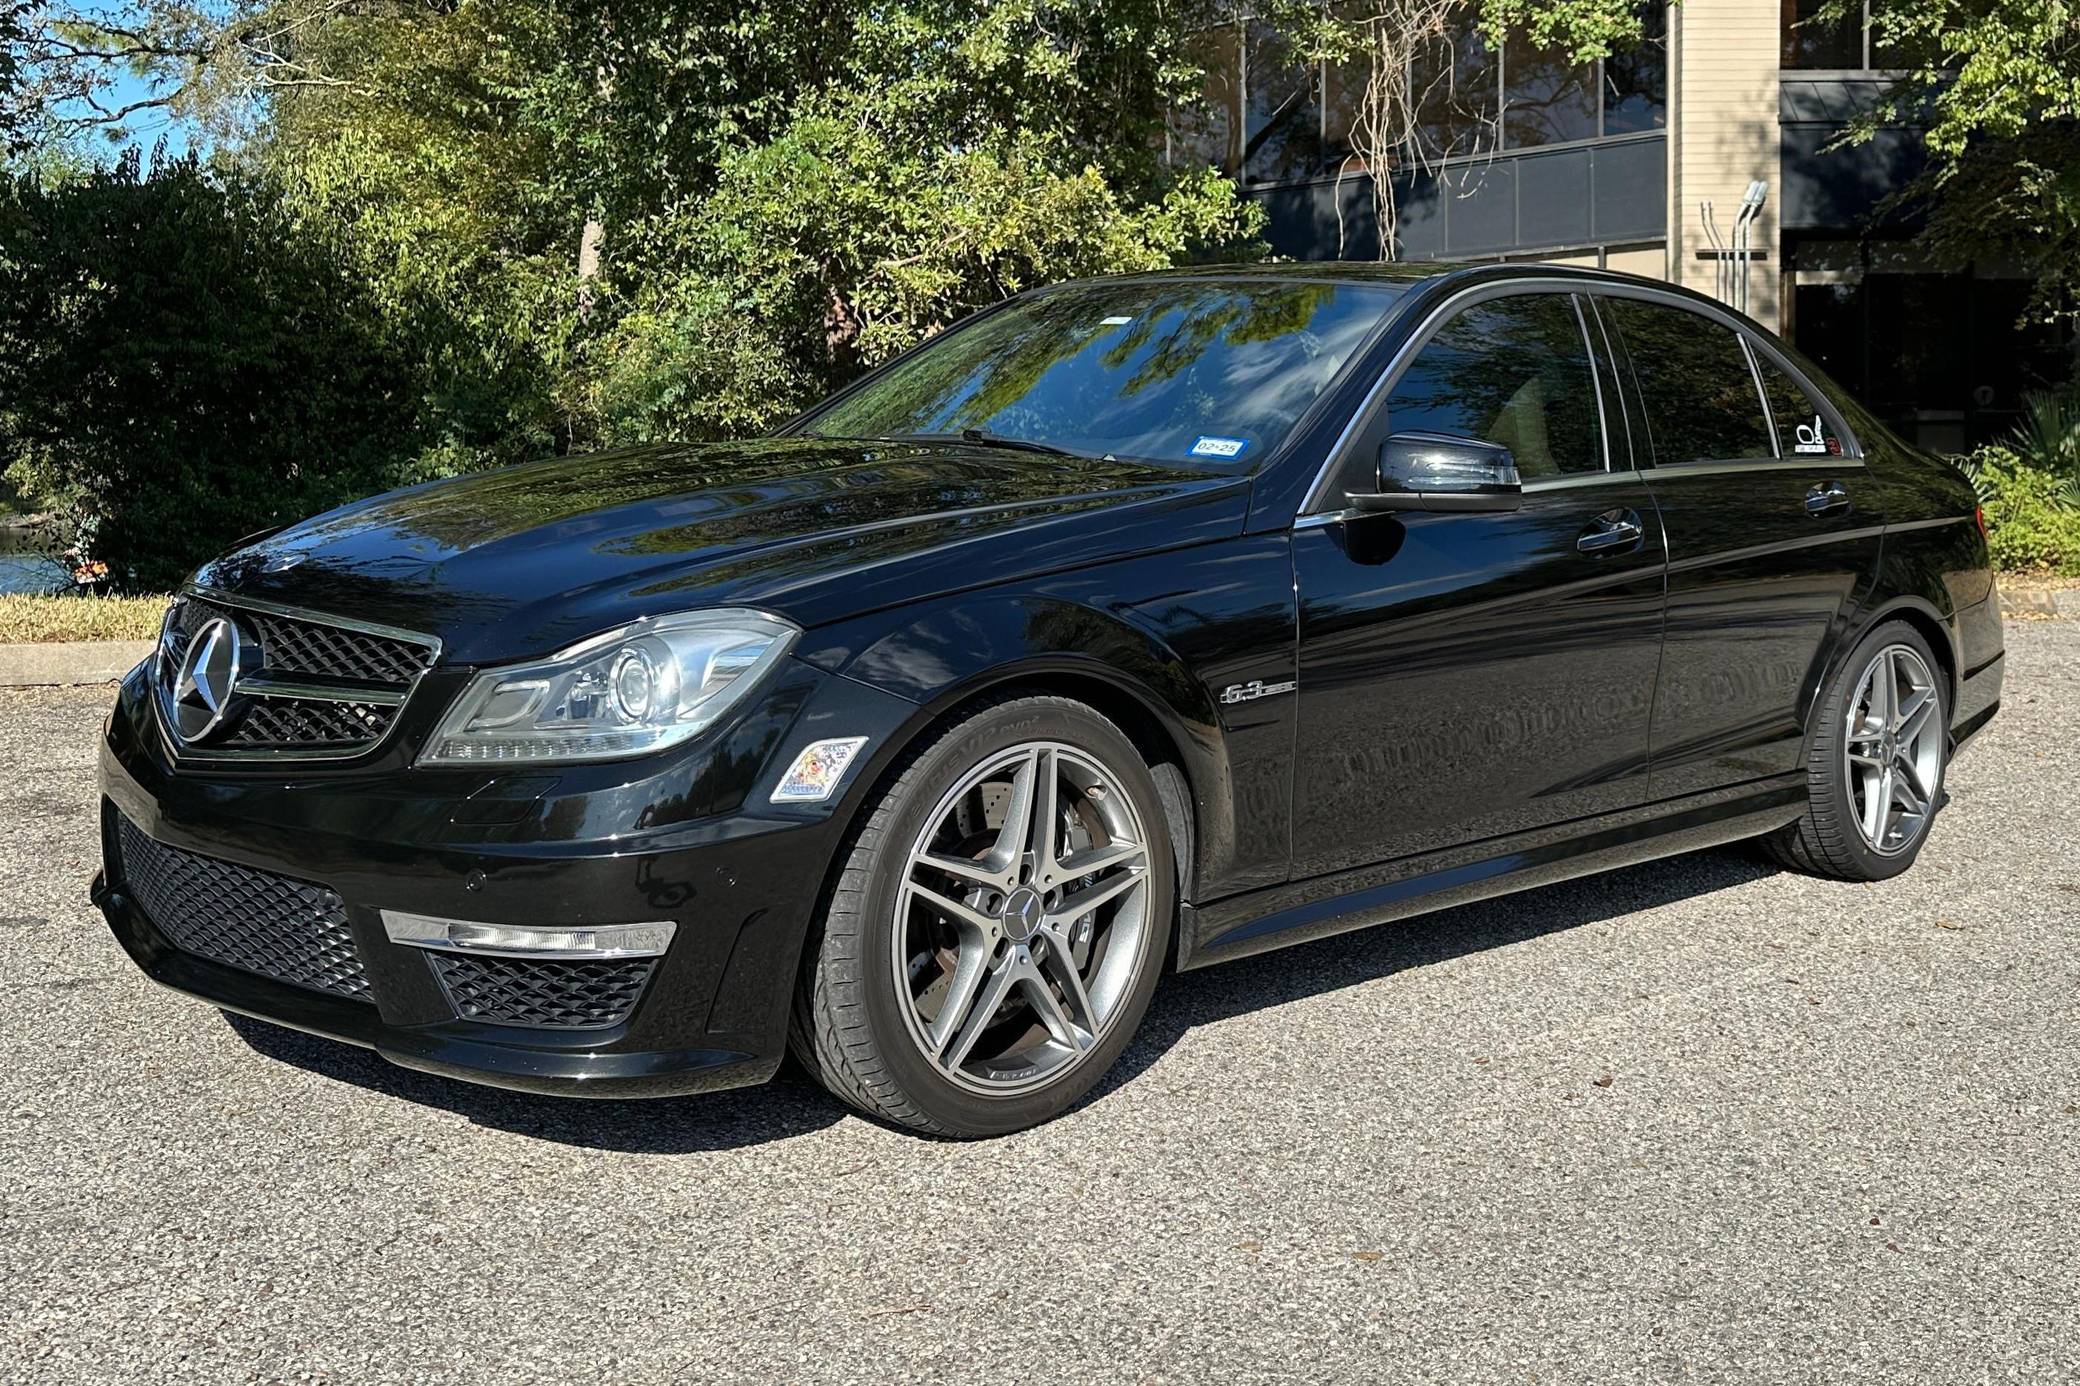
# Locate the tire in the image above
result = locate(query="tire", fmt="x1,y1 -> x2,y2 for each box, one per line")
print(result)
791,694 -> 1174,1137
1763,619 -> 1950,881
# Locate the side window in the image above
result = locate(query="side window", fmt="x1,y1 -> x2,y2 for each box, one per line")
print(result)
1382,292 -> 1605,481
1752,345 -> 1847,458
1602,297 -> 1773,464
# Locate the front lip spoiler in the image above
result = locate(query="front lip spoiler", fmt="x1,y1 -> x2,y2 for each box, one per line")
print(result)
93,875 -> 775,1100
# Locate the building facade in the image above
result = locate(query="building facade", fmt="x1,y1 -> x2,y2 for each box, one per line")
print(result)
1176,1 -> 2071,452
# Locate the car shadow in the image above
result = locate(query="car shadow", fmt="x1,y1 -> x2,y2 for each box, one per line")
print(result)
1090,845 -> 1783,1101
224,846 -> 1779,1150
222,1013 -> 848,1153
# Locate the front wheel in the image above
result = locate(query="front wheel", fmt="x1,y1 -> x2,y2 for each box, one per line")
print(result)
1764,620 -> 1950,881
792,695 -> 1172,1137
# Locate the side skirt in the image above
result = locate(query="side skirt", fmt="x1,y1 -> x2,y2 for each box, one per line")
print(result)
1180,775 -> 1806,969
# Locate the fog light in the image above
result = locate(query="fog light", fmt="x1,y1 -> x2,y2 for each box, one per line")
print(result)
380,910 -> 675,959
772,736 -> 869,803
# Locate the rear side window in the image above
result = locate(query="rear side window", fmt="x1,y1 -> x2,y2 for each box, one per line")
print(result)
1602,297 -> 1773,464
1383,292 -> 1605,480
1752,346 -> 1846,458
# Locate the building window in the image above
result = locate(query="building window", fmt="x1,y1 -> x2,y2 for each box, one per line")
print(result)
1503,30 -> 1601,147
1171,3 -> 1667,184
1783,0 -> 1938,70
1602,3 -> 1669,135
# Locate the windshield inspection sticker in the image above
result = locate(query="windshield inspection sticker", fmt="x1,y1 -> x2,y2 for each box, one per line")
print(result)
1190,435 -> 1252,460
1794,415 -> 1831,454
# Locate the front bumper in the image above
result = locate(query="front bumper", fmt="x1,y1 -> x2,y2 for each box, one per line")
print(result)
94,656 -> 920,1099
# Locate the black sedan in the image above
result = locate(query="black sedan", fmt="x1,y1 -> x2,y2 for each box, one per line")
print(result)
94,263 -> 2005,1136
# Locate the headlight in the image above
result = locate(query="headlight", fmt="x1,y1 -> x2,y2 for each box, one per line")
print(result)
419,609 -> 798,765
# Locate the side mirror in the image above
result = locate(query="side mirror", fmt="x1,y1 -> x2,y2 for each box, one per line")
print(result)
1348,431 -> 1523,513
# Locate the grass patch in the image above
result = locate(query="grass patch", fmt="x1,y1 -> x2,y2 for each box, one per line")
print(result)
0,593 -> 171,643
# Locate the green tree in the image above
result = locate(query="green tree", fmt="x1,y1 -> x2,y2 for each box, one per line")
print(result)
0,152 -> 432,588
1824,0 -> 2080,325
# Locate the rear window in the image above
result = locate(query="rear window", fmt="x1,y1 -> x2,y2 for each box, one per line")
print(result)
1603,297 -> 1773,464
802,279 -> 1405,468
1753,346 -> 1847,459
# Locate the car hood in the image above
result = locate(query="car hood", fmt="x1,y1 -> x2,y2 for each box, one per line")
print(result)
193,437 -> 1251,664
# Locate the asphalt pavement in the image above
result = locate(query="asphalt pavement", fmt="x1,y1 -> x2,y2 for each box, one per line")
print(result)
3,621 -> 2076,1383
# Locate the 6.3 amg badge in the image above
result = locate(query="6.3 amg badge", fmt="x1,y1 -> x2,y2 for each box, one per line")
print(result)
1219,678 -> 1297,705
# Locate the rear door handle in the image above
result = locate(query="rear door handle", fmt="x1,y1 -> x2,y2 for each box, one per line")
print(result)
1805,481 -> 1850,516
1577,508 -> 1645,555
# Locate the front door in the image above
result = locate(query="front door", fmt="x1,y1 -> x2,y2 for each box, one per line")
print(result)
1290,289 -> 1668,880
1592,292 -> 1884,801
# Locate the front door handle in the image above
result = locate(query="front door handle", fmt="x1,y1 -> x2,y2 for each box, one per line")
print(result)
1805,481 -> 1850,516
1577,508 -> 1645,555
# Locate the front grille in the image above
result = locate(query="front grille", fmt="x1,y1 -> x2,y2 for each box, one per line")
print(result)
228,698 -> 398,747
242,608 -> 434,685
430,953 -> 655,1029
162,594 -> 438,758
118,818 -> 371,1001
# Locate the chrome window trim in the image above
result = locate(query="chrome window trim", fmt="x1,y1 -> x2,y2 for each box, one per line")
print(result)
1582,295 -> 1637,470
1631,456 -> 1868,481
1586,282 -> 1866,461
158,587 -> 444,765
1570,293 -> 1616,476
1298,275 -> 1873,521
1738,334 -> 1781,459
1299,275 -> 1635,517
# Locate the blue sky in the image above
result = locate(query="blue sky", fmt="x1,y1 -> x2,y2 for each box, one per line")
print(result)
97,63 -> 194,157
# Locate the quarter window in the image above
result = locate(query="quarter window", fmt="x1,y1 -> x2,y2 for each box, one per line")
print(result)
1383,293 -> 1605,481
1602,297 -> 1774,464
1753,347 -> 1846,458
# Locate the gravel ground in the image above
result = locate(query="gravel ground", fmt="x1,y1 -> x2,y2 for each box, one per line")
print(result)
3,623 -> 2076,1384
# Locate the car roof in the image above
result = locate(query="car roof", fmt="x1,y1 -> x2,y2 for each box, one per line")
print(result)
1083,259 -> 1662,292
1053,259 -> 1770,338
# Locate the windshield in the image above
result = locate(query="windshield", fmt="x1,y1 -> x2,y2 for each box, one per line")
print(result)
800,279 -> 1405,468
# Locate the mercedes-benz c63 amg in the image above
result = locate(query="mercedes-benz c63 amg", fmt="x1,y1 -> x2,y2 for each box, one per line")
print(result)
95,264 -> 2004,1136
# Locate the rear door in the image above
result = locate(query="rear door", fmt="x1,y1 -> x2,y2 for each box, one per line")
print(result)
1593,291 -> 1882,801
1289,287 -> 1667,878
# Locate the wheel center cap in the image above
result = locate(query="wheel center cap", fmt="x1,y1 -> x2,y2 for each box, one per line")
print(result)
1001,886 -> 1044,943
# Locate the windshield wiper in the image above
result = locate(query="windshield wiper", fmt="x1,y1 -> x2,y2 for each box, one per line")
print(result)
888,429 -> 1084,459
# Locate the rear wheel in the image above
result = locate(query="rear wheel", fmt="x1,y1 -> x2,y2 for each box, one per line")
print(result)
792,695 -> 1171,1137
1765,620 -> 1949,881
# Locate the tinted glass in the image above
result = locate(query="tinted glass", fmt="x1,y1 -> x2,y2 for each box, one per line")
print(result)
1413,15 -> 1500,157
1783,0 -> 1862,68
1170,24 -> 1242,173
1504,32 -> 1599,147
1603,3 -> 1668,134
1383,293 -> 1604,480
807,281 -> 1404,467
1242,21 -> 1323,183
1754,347 -> 1846,458
1603,298 -> 1774,464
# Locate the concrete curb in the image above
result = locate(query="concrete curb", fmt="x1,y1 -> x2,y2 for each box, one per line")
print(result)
1999,584 -> 2080,619
0,641 -> 153,687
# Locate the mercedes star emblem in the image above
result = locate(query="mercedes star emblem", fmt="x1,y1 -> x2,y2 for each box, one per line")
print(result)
171,617 -> 244,744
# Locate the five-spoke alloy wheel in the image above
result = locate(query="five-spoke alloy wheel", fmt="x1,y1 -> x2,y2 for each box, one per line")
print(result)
1843,643 -> 1945,856
793,695 -> 1173,1137
893,741 -> 1153,1094
1766,619 -> 1950,881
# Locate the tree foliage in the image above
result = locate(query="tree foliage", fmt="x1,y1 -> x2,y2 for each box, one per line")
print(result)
0,152 -> 432,588
11,0 -> 2076,589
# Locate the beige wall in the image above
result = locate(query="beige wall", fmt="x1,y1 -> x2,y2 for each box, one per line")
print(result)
1669,0 -> 1782,328
1604,245 -> 1669,280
